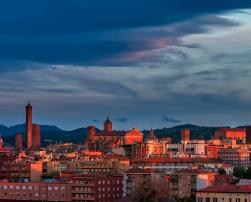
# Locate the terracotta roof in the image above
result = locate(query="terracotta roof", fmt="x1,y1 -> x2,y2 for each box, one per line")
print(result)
223,163 -> 233,168
198,184 -> 251,193
80,153 -> 130,161
90,136 -> 121,145
125,168 -> 165,174
174,169 -> 216,174
96,130 -> 125,136
132,157 -> 221,164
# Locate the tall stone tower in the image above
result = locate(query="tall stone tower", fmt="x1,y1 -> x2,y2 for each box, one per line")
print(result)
87,126 -> 96,140
15,133 -> 23,150
32,124 -> 41,149
104,116 -> 112,132
26,102 -> 33,149
0,135 -> 3,150
181,128 -> 190,144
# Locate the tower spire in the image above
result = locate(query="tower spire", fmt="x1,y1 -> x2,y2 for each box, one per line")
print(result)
104,116 -> 112,132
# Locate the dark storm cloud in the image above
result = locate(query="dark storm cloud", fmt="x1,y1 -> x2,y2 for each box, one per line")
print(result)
0,1 -> 250,130
162,116 -> 181,123
0,0 -> 250,67
115,117 -> 128,123
92,119 -> 100,123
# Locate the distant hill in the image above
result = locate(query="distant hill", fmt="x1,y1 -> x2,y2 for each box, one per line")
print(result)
0,123 -> 63,136
0,124 -> 86,146
143,124 -> 219,143
0,123 -> 242,146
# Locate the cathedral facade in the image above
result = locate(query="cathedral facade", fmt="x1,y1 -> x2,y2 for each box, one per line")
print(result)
85,117 -> 143,153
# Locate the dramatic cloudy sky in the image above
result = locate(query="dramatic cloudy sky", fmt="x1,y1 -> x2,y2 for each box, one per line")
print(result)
0,1 -> 251,130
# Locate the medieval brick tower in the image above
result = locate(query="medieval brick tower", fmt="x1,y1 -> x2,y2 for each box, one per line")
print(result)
181,128 -> 190,144
0,136 -> 3,150
15,133 -> 23,150
32,124 -> 41,149
87,126 -> 96,140
26,102 -> 33,149
104,116 -> 112,132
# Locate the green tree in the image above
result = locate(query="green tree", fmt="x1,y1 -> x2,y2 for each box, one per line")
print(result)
233,167 -> 246,178
245,167 -> 251,179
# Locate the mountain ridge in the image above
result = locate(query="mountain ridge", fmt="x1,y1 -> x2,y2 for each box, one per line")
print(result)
0,123 -> 245,146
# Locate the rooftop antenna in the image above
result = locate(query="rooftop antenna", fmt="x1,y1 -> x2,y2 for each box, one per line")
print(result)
27,98 -> 32,106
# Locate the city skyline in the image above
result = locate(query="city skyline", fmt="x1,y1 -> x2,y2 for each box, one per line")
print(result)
0,1 -> 251,130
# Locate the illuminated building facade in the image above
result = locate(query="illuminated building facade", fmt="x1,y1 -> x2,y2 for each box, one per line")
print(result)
86,118 -> 143,153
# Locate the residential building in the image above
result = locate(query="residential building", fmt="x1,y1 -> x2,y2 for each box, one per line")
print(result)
71,174 -> 123,202
170,170 -> 216,199
123,168 -> 168,197
218,147 -> 250,167
0,181 -> 71,201
196,184 -> 251,202
132,157 -> 224,173
215,128 -> 246,142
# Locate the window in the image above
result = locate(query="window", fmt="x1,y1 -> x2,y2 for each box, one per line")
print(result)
206,197 -> 210,202
213,198 -> 217,202
236,199 -> 240,202
198,197 -> 203,202
229,198 -> 232,202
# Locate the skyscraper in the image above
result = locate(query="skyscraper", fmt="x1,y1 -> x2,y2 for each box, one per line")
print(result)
15,133 -> 23,150
26,102 -> 33,149
32,124 -> 41,149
